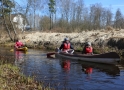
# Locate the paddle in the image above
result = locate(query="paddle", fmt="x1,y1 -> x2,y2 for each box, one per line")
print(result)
46,48 -> 75,58
10,49 -> 14,52
46,48 -> 59,58
47,52 -> 56,58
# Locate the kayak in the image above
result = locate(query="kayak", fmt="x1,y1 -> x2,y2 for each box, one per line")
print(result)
55,52 -> 120,65
15,47 -> 28,51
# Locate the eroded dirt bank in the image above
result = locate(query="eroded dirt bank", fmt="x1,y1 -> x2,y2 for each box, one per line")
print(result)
20,30 -> 124,50
1,30 -> 124,52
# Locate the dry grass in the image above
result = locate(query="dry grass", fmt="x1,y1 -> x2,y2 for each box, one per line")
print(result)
106,26 -> 113,31
0,63 -> 54,90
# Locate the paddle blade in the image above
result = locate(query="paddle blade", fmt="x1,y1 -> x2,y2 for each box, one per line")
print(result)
10,49 -> 14,52
24,47 -> 28,51
47,52 -> 55,58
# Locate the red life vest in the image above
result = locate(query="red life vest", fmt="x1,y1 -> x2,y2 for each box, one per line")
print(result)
14,41 -> 23,48
63,43 -> 70,51
85,46 -> 92,54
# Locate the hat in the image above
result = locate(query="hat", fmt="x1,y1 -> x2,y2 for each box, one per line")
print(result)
64,38 -> 69,41
86,42 -> 91,46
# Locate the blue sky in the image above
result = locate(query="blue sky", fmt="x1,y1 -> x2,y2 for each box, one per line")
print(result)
84,0 -> 124,15
16,0 -> 124,15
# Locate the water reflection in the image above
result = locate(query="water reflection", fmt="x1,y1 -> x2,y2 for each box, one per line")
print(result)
80,61 -> 120,76
82,67 -> 93,74
14,51 -> 26,66
60,60 -> 70,72
1,47 -> 124,89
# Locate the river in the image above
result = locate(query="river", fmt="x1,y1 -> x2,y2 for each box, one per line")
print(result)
1,47 -> 124,90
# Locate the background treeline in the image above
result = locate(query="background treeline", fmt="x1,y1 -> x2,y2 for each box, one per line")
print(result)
0,0 -> 124,32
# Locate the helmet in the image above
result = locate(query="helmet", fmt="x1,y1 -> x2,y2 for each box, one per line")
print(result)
64,38 -> 69,41
86,42 -> 91,46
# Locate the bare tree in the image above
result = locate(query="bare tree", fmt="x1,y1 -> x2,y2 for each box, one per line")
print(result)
106,9 -> 113,26
60,0 -> 71,22
75,0 -> 84,24
114,8 -> 123,29
21,0 -> 42,30
89,3 -> 104,30
24,0 -> 32,17
69,0 -> 85,31
39,16 -> 50,30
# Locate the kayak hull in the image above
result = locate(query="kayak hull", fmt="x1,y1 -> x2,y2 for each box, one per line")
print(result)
15,47 -> 28,51
55,52 -> 120,65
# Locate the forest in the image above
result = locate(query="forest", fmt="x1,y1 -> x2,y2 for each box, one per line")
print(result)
0,0 -> 124,33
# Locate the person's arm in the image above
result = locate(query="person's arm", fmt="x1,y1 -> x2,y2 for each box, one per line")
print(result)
59,43 -> 64,50
21,42 -> 24,46
82,46 -> 86,54
14,42 -> 18,49
90,47 -> 93,54
70,44 -> 74,49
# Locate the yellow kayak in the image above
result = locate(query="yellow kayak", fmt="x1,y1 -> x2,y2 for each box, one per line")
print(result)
16,47 -> 28,51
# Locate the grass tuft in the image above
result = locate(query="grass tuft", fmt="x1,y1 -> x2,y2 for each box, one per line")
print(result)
0,63 -> 54,90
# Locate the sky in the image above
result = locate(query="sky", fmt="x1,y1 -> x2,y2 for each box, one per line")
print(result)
15,0 -> 124,15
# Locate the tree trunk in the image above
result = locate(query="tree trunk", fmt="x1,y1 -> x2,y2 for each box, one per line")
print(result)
9,12 -> 17,40
1,0 -> 13,41
50,13 -> 52,30
3,15 -> 14,41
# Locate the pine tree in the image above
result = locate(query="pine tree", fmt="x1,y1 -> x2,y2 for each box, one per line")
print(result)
48,0 -> 56,30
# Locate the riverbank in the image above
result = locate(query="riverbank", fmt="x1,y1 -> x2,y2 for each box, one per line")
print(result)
1,29 -> 124,58
0,63 -> 53,90
18,29 -> 124,50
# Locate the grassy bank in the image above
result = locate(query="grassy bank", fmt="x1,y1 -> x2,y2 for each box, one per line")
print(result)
0,63 -> 54,90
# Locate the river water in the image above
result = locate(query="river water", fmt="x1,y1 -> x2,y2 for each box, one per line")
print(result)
1,47 -> 124,90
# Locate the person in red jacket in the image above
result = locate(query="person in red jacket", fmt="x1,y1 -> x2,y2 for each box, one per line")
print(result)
82,42 -> 93,54
59,38 -> 74,54
14,39 -> 24,49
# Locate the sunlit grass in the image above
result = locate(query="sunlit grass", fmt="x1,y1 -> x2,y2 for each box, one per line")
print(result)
0,63 -> 54,90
